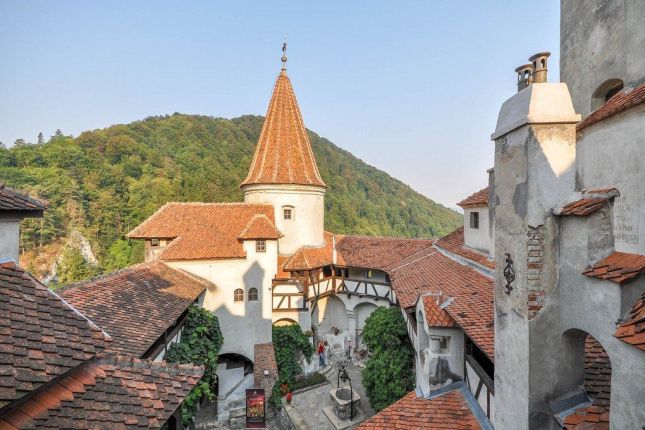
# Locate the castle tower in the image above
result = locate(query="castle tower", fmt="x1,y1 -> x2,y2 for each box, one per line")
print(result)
491,58 -> 581,429
241,44 -> 326,255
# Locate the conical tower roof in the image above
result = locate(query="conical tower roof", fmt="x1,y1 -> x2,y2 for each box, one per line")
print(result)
241,66 -> 326,188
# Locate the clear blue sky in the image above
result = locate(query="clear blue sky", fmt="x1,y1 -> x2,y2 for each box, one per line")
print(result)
0,1 -> 560,209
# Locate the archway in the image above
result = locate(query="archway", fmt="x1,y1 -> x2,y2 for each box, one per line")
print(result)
273,318 -> 299,327
217,353 -> 254,396
558,329 -> 611,427
354,302 -> 378,349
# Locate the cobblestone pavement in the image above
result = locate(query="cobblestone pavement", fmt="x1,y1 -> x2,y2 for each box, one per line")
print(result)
283,362 -> 375,429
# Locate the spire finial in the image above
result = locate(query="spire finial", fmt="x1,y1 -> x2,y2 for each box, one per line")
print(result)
281,38 -> 287,71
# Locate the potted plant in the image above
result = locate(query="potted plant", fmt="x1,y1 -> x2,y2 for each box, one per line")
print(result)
286,392 -> 293,403
280,383 -> 289,395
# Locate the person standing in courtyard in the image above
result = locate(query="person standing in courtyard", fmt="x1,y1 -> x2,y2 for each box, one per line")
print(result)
318,340 -> 326,367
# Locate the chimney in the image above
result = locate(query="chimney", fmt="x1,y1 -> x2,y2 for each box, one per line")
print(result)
529,52 -> 550,83
515,64 -> 533,92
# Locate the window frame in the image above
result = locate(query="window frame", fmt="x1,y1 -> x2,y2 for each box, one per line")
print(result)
151,238 -> 160,247
248,287 -> 259,301
234,288 -> 244,302
256,240 -> 266,253
470,212 -> 480,229
283,207 -> 293,220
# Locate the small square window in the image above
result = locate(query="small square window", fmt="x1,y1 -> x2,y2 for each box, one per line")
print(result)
256,240 -> 266,253
470,212 -> 480,229
151,238 -> 160,247
283,208 -> 292,220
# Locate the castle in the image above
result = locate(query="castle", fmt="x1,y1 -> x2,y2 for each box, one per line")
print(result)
1,1 -> 644,429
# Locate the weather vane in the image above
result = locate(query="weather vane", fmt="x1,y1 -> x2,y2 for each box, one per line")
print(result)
281,37 -> 287,70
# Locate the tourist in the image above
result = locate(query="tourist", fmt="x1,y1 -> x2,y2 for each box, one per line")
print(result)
324,340 -> 330,365
318,340 -> 326,367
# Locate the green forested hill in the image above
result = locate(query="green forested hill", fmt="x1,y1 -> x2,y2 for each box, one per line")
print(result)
0,114 -> 461,275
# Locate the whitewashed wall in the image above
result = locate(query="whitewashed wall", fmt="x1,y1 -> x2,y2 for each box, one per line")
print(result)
243,184 -> 325,255
463,207 -> 493,257
166,239 -> 277,362
0,219 -> 20,262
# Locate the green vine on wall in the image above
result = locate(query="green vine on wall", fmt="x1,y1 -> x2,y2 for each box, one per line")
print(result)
270,324 -> 315,407
165,305 -> 224,426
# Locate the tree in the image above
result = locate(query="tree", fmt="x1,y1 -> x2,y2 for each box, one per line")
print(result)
37,132 -> 44,144
361,307 -> 415,412
165,306 -> 224,426
56,246 -> 97,287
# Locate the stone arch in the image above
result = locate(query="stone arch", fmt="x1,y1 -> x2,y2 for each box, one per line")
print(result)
591,78 -> 624,111
560,329 -> 612,418
216,352 -> 254,396
273,318 -> 299,327
354,302 -> 378,348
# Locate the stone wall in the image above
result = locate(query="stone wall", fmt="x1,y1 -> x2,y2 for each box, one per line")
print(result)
254,343 -> 278,395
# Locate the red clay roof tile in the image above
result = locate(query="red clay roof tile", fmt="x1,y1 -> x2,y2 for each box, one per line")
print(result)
457,187 -> 489,209
127,202 -> 279,260
389,249 -> 494,360
434,227 -> 495,270
358,388 -> 483,430
0,353 -> 203,429
583,251 -> 645,284
241,70 -> 325,187
238,214 -> 283,240
614,289 -> 645,351
0,184 -> 46,213
577,83 -> 645,131
422,295 -> 456,328
554,187 -> 619,217
60,261 -> 211,357
0,262 -> 109,409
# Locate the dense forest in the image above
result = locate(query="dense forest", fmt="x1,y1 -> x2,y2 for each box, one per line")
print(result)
0,114 -> 461,281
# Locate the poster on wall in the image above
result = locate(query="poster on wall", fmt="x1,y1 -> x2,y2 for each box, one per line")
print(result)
245,388 -> 266,429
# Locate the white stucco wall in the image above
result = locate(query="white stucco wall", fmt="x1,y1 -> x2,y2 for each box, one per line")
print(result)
463,207 -> 493,256
242,184 -> 325,255
165,239 -> 278,362
576,104 -> 645,255
0,219 -> 20,262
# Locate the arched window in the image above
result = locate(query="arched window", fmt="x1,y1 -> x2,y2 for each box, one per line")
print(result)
591,78 -> 624,111
248,288 -> 259,301
234,288 -> 244,302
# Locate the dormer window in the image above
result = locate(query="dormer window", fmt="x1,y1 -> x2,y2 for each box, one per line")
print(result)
151,238 -> 160,247
470,212 -> 480,229
283,208 -> 293,220
256,240 -> 266,253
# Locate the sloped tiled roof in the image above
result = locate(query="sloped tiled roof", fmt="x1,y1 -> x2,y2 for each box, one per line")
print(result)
434,227 -> 495,270
562,404 -> 609,430
614,289 -> 645,351
457,187 -> 489,208
0,183 -> 46,213
127,202 -> 279,260
583,251 -> 645,284
389,248 -> 494,360
60,261 -> 211,357
577,83 -> 645,131
584,336 -> 611,407
358,386 -> 485,430
422,295 -> 456,328
553,187 -> 619,217
336,236 -> 435,271
238,214 -> 283,240
241,69 -> 325,187
282,233 -> 434,272
0,353 -> 203,429
0,261 -> 110,409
